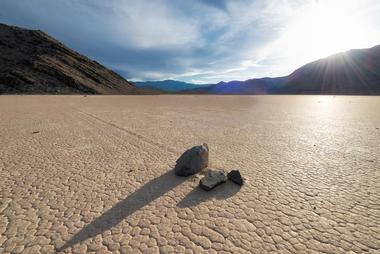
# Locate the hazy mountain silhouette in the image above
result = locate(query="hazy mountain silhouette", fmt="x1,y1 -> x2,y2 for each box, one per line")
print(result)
184,45 -> 380,95
0,23 -> 142,94
134,80 -> 209,92
183,77 -> 286,94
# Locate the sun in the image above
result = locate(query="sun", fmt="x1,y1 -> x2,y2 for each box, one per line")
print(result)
276,0 -> 380,70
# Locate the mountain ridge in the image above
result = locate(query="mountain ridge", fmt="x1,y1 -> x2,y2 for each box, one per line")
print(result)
183,45 -> 380,94
0,23 -> 142,94
134,80 -> 209,92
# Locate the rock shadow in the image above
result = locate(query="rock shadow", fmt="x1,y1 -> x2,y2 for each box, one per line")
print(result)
57,169 -> 187,252
177,181 -> 241,208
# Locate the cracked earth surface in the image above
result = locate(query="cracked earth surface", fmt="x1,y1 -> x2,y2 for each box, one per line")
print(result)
0,95 -> 379,253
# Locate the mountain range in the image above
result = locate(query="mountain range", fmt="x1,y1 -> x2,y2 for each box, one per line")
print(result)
134,80 -> 208,92
183,45 -> 380,94
0,23 -> 379,95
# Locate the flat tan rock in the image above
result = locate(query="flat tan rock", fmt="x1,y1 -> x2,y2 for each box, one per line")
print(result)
199,170 -> 227,191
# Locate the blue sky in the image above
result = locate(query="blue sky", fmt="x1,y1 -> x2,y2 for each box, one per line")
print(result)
1,0 -> 380,84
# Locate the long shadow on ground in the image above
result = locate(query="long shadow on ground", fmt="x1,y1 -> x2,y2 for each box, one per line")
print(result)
177,181 -> 241,208
57,169 -> 187,252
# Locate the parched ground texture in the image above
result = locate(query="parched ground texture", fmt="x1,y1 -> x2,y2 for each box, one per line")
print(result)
0,95 -> 379,254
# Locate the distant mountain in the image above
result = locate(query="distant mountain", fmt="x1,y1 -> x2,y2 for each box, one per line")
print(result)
184,45 -> 380,95
183,78 -> 286,94
134,80 -> 208,92
0,23 -> 142,94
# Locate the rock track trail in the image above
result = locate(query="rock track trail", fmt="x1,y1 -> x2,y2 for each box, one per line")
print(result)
0,95 -> 379,253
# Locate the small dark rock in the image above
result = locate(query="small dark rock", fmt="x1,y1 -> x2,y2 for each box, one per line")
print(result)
174,143 -> 209,177
32,131 -> 40,134
227,170 -> 243,186
199,170 -> 227,191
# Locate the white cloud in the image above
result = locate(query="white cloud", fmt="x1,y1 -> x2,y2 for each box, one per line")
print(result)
113,1 -> 202,49
2,0 -> 379,83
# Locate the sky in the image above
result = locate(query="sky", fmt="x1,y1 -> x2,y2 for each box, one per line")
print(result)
1,0 -> 380,84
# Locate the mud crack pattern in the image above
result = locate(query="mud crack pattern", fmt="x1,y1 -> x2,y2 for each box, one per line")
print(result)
0,95 -> 379,253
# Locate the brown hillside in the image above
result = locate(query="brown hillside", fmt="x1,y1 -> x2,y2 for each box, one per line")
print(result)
0,23 -> 140,94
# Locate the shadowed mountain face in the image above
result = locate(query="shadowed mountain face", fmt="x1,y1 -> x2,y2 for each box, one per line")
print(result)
0,23 -> 140,94
134,80 -> 209,92
184,45 -> 380,95
279,45 -> 380,94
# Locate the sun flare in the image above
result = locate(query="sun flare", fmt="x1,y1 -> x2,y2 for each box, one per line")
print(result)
275,0 -> 380,70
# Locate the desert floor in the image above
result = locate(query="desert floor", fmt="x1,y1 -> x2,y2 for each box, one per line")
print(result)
0,95 -> 379,253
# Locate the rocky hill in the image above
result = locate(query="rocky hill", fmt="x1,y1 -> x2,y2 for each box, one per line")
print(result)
0,23 -> 140,94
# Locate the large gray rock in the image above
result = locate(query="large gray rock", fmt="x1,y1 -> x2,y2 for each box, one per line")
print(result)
174,143 -> 209,176
199,170 -> 227,191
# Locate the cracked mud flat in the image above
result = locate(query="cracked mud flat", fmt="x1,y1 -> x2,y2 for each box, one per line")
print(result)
0,95 -> 379,254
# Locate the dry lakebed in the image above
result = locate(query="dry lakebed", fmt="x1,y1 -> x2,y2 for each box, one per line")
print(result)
0,95 -> 379,253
